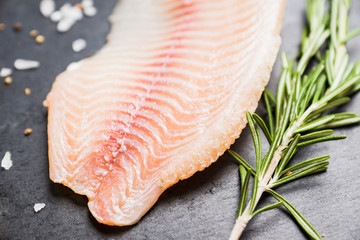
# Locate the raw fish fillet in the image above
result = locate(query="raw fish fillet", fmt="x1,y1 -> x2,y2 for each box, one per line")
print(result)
47,0 -> 285,226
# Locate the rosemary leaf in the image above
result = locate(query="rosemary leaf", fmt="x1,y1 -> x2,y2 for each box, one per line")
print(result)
249,174 -> 259,212
280,155 -> 330,176
314,116 -> 360,129
271,162 -> 329,187
276,67 -> 288,129
297,135 -> 346,147
311,97 -> 350,116
300,129 -> 334,140
275,134 -> 301,177
238,169 -> 251,216
295,115 -> 334,133
253,113 -> 273,144
260,127 -> 283,176
246,112 -> 262,172
239,165 -> 247,189
264,88 -> 276,105
343,26 -> 360,43
267,189 -> 322,240
228,150 -> 256,175
263,89 -> 275,136
252,201 -> 283,217
319,75 -> 360,104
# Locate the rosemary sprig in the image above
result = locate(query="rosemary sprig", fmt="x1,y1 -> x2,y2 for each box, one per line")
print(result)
228,1 -> 360,239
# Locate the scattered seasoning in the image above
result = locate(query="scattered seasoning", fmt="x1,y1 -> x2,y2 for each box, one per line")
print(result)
14,59 -> 40,70
34,203 -> 46,212
57,3 -> 83,33
50,11 -> 62,22
83,6 -> 97,17
35,35 -> 45,44
40,0 -> 55,18
24,128 -> 33,135
1,151 -> 12,170
0,23 -> 5,31
82,0 -> 93,8
57,18 -> 75,33
4,76 -> 12,85
29,29 -> 39,38
322,234 -> 325,238
25,88 -> 31,95
82,0 -> 97,17
13,22 -> 22,32
72,38 -> 87,52
0,67 -> 13,77
285,171 -> 292,176
41,0 -> 96,31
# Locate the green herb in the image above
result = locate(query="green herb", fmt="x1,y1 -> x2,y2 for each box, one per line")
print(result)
228,0 -> 360,239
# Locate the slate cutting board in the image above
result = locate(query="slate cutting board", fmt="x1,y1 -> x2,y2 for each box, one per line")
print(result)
1,1 -> 360,239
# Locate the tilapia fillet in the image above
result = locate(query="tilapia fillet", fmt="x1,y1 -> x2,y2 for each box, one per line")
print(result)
47,0 -> 285,226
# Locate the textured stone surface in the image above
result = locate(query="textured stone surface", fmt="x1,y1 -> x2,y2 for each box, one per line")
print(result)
1,1 -> 360,239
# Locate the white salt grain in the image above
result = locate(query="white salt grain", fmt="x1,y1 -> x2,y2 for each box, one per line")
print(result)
68,6 -> 83,21
82,0 -> 97,17
57,3 -> 83,32
14,59 -> 40,70
34,203 -> 46,212
50,11 -> 63,22
1,151 -> 12,170
84,6 -> 97,17
0,68 -> 12,77
40,0 -> 56,18
60,3 -> 82,21
57,18 -> 76,33
59,3 -> 72,15
82,0 -> 94,8
72,39 -> 87,52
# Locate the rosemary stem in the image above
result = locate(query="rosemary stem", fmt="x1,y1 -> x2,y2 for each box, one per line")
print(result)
229,206 -> 252,240
228,141 -> 290,240
230,104 -> 319,240
270,104 -> 317,183
229,185 -> 266,240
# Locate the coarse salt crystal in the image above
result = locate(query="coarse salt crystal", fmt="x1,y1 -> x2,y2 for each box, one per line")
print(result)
57,18 -> 76,33
14,59 -> 40,70
40,0 -> 56,18
72,39 -> 87,52
34,203 -> 46,212
0,68 -> 12,77
50,11 -> 63,22
82,0 -> 94,8
60,3 -> 82,20
82,0 -> 96,17
57,3 -> 83,32
84,6 -> 97,17
1,151 -> 12,170
59,3 -> 72,14
68,6 -> 83,21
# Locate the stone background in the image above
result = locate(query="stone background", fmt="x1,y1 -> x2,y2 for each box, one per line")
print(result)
1,1 -> 360,239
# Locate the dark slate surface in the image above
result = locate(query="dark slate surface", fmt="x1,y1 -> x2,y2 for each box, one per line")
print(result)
1,1 -> 360,239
